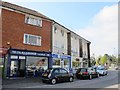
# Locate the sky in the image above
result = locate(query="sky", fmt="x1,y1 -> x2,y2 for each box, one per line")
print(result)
3,0 -> 118,57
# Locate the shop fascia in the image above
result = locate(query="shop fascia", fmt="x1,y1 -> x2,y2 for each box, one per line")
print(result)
52,53 -> 71,59
9,49 -> 51,57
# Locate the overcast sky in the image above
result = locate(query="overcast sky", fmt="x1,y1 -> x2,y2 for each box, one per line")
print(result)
3,0 -> 118,57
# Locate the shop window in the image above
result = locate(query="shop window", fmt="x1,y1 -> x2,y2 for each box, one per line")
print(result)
53,59 -> 61,68
25,15 -> 42,27
26,57 -> 48,72
23,34 -> 41,46
64,59 -> 69,69
10,55 -> 18,59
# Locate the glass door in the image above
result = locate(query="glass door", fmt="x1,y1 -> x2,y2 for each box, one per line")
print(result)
18,60 -> 26,77
10,60 -> 18,77
10,60 -> 26,77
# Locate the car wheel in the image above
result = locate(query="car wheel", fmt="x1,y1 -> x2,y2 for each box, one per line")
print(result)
69,77 -> 73,82
42,80 -> 46,83
89,75 -> 92,80
51,78 -> 56,85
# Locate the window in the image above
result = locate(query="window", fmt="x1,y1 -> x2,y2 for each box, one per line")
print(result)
53,59 -> 61,68
60,69 -> 68,74
26,56 -> 48,71
23,34 -> 41,46
25,15 -> 42,27
61,44 -> 64,49
80,69 -> 87,72
54,27 -> 57,33
53,69 -> 60,74
61,30 -> 64,36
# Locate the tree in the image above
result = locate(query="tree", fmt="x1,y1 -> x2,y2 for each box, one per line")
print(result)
95,56 -> 102,65
100,54 -> 108,65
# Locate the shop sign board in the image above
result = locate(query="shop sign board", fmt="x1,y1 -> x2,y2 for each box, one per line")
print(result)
9,49 -> 51,57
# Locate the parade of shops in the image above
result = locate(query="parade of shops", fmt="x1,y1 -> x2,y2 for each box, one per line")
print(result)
1,48 -> 71,78
0,1 -> 91,79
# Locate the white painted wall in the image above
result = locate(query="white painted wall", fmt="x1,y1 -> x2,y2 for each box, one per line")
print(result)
71,34 -> 80,57
82,39 -> 88,58
52,23 -> 68,55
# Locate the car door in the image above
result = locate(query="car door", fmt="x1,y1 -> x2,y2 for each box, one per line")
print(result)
53,69 -> 62,82
60,68 -> 69,82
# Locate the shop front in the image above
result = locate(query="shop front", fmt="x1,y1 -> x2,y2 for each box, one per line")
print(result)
72,57 -> 81,69
52,53 -> 71,70
5,49 -> 52,78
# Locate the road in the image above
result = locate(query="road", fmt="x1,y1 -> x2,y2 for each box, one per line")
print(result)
2,70 -> 119,89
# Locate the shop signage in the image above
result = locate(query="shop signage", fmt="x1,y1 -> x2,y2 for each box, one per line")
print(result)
52,54 -> 58,58
52,54 -> 71,59
60,55 -> 71,59
10,49 -> 51,57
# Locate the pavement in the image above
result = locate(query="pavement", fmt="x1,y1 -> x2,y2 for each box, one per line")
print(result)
105,84 -> 119,88
1,70 -> 119,89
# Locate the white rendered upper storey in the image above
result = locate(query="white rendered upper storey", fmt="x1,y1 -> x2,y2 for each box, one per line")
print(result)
52,23 -> 69,55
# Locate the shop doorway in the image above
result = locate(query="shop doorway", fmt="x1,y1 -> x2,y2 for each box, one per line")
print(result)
10,60 -> 26,77
61,60 -> 64,68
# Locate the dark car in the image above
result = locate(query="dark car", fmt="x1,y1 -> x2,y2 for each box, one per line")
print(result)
42,68 -> 74,84
76,68 -> 99,80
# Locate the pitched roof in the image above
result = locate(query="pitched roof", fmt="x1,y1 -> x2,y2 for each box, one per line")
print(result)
0,1 -> 91,43
0,1 -> 52,21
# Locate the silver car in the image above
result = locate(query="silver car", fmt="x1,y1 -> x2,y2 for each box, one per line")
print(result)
96,66 -> 107,76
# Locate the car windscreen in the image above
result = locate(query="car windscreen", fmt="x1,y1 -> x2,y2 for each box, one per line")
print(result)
80,68 -> 87,72
97,68 -> 105,70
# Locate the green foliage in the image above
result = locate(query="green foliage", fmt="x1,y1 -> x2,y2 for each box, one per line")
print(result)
95,56 -> 102,65
72,61 -> 80,67
95,54 -> 118,66
100,55 -> 107,65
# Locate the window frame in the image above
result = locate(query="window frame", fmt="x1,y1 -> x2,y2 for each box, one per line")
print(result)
25,15 -> 42,27
23,34 -> 42,46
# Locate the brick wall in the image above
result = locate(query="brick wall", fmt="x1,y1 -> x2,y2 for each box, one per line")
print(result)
2,9 -> 52,52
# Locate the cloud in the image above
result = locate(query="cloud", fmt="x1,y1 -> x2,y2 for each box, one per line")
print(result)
77,4 -> 118,57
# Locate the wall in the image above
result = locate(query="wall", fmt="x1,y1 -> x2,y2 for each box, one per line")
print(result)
0,7 -> 2,48
2,8 -> 52,52
52,23 -> 68,55
82,39 -> 88,58
71,33 -> 80,57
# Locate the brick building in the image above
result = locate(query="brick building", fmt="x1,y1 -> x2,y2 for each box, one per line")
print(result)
0,1 -> 91,78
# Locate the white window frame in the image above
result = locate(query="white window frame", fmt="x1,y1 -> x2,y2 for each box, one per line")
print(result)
23,34 -> 42,46
25,15 -> 42,27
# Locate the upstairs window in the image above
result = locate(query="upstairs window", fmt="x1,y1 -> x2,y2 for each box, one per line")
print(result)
61,30 -> 64,36
54,27 -> 57,33
23,34 -> 41,46
25,15 -> 42,27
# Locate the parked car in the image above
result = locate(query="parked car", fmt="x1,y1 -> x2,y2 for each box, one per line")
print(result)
76,68 -> 99,80
42,68 -> 74,84
115,66 -> 120,70
96,66 -> 108,76
69,68 -> 77,76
